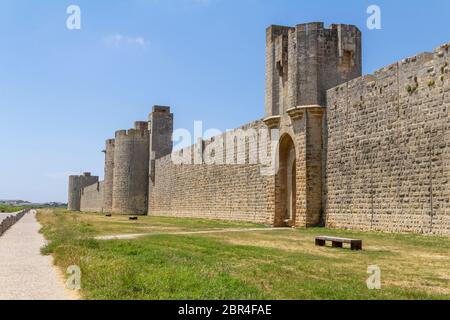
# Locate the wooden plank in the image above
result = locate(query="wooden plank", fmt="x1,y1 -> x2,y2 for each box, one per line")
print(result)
315,239 -> 326,246
332,241 -> 343,248
351,241 -> 363,250
316,236 -> 361,243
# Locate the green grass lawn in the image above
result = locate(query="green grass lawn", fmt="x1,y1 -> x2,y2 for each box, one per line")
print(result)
37,208 -> 450,300
0,204 -> 31,213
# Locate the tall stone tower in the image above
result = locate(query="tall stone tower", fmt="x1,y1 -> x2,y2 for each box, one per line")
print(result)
102,139 -> 115,213
67,172 -> 99,211
112,122 -> 150,215
265,22 -> 362,116
264,22 -> 362,228
148,106 -> 173,213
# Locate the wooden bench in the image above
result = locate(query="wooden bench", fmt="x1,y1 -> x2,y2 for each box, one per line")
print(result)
315,236 -> 363,251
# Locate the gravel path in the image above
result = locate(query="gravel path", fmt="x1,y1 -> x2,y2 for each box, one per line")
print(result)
0,210 -> 78,300
96,227 -> 291,241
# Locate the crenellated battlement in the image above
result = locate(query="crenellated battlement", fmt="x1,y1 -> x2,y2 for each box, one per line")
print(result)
296,21 -> 324,30
115,128 -> 149,138
152,105 -> 171,114
105,139 -> 115,148
328,42 -> 450,101
164,119 -> 266,166
115,130 -> 127,138
134,121 -> 149,131
266,22 -> 362,116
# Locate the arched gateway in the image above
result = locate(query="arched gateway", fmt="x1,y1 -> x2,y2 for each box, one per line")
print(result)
274,134 -> 296,227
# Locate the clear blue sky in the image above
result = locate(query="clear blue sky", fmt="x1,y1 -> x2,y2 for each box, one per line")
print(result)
1,0 -> 449,203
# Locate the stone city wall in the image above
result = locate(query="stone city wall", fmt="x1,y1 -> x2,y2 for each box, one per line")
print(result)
326,43 -> 450,235
149,120 -> 272,224
80,181 -> 104,213
67,173 -> 99,211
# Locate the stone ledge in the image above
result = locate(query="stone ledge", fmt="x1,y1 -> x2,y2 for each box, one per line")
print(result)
287,105 -> 325,120
263,115 -> 281,129
0,210 -> 29,237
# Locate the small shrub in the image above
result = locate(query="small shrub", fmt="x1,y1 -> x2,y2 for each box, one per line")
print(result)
441,62 -> 448,74
406,84 -> 418,94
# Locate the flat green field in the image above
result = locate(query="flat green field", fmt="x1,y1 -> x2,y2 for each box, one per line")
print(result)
0,204 -> 31,213
37,209 -> 450,300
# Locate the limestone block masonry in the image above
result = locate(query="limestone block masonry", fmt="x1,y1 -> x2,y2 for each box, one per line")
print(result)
68,173 -> 99,211
112,122 -> 150,215
150,121 -> 270,224
326,43 -> 450,235
102,139 -> 115,213
80,181 -> 104,213
148,106 -> 174,212
69,22 -> 449,236
265,23 -> 361,116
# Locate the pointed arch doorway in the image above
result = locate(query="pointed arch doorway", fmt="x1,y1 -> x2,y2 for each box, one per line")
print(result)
274,134 -> 297,227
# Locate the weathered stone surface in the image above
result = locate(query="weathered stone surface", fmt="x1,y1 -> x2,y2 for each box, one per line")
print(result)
80,181 -> 104,213
265,23 -> 362,116
148,106 -> 173,212
149,121 -> 271,224
112,123 -> 150,215
325,44 -> 450,235
102,139 -> 115,213
67,173 -> 99,211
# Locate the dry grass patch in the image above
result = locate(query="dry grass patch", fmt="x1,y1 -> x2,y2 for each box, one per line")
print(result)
37,209 -> 450,300
200,229 -> 450,297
